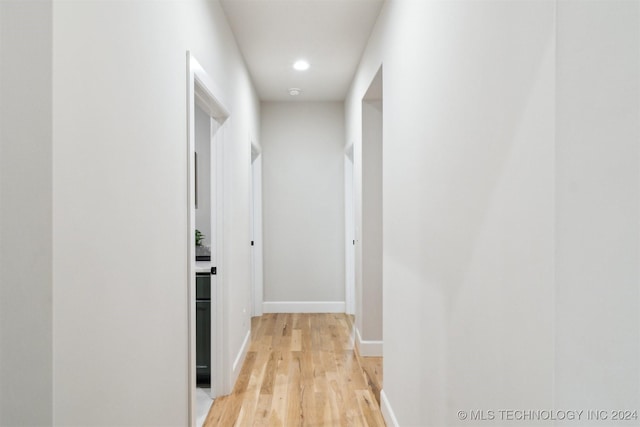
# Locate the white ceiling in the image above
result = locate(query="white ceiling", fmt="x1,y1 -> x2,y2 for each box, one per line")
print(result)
220,0 -> 384,101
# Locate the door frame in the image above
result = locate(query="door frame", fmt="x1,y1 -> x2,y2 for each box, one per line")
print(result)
344,142 -> 356,315
187,52 -> 229,426
250,141 -> 264,317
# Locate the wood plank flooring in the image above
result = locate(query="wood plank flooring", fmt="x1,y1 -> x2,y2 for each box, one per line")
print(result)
357,355 -> 382,406
203,313 -> 386,427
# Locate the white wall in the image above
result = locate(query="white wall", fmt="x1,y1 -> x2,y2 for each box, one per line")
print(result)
195,105 -> 212,247
0,1 -> 53,424
49,1 -> 259,425
261,102 -> 345,308
346,1 -> 639,426
555,0 -> 639,418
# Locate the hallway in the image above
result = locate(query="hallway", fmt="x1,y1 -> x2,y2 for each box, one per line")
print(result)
202,314 -> 385,426
2,1 -> 639,426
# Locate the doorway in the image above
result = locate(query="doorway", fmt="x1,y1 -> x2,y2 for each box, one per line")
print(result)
356,65 -> 384,406
355,66 -> 383,357
187,52 -> 230,427
345,143 -> 355,315
250,142 -> 264,317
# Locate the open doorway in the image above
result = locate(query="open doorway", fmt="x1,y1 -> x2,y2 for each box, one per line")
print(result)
250,142 -> 264,317
355,65 -> 383,404
187,52 -> 230,427
345,143 -> 355,315
193,105 -> 221,425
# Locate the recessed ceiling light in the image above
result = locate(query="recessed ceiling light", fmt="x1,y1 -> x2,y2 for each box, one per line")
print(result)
293,60 -> 310,71
288,88 -> 302,96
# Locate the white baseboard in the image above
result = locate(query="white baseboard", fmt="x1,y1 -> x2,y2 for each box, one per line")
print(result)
355,327 -> 383,357
380,389 -> 399,427
349,323 -> 356,349
262,301 -> 345,313
230,330 -> 251,385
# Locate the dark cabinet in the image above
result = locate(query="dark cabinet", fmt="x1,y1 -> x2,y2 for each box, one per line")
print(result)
196,273 -> 211,386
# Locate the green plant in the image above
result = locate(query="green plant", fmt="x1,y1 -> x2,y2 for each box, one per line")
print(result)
195,229 -> 205,247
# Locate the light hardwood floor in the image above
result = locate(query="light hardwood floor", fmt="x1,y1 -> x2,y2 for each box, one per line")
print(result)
203,313 -> 386,427
357,355 -> 382,406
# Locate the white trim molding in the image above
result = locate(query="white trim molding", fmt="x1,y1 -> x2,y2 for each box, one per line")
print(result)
355,327 -> 383,357
262,301 -> 346,313
230,330 -> 251,386
380,389 -> 400,427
